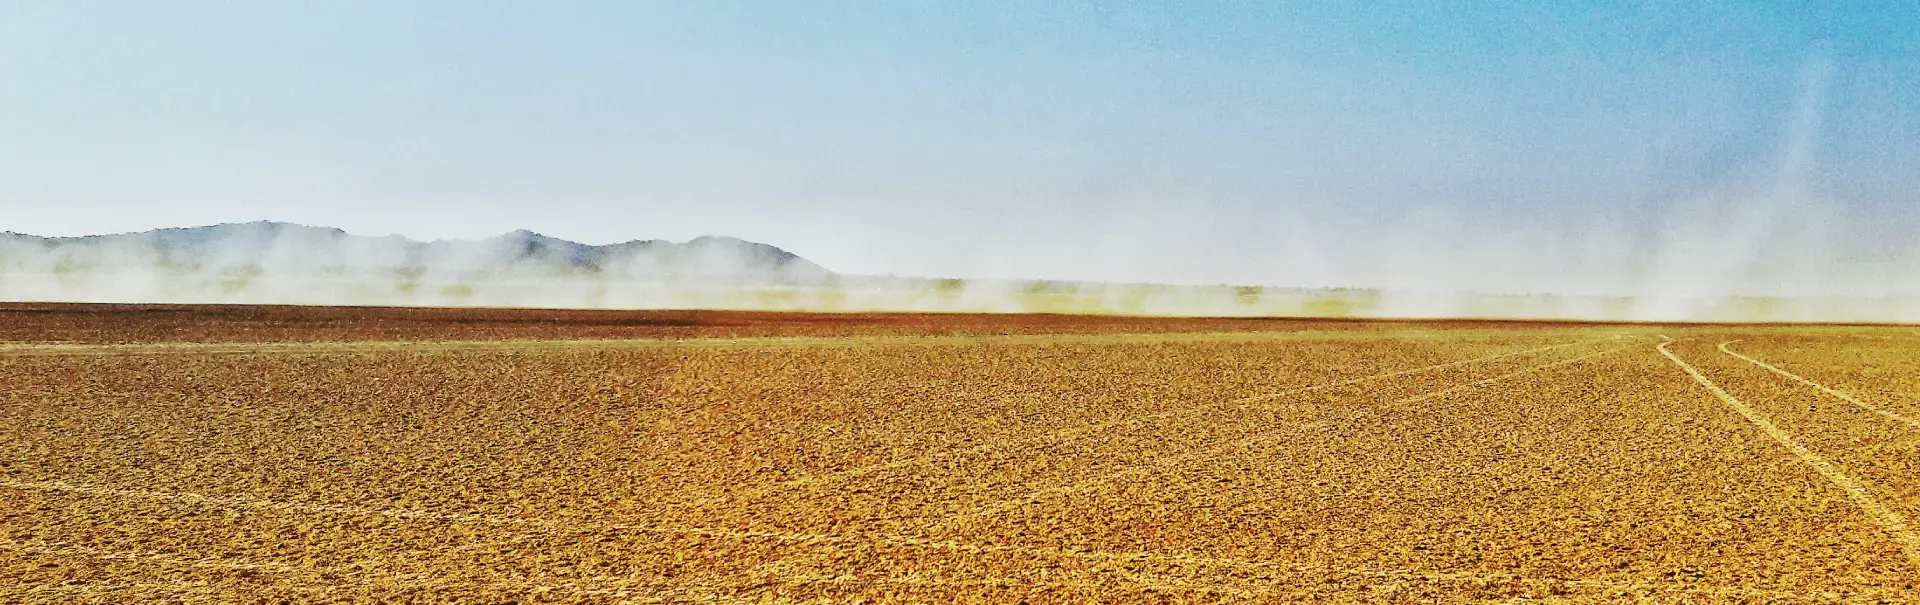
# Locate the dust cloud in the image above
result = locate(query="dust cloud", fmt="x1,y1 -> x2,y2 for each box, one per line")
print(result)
4,58 -> 1916,323
3,224 -> 1915,323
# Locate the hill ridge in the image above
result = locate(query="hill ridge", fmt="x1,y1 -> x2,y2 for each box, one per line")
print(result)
0,221 -> 832,282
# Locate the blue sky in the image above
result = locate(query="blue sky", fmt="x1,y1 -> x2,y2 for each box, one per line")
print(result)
3,2 -> 1917,287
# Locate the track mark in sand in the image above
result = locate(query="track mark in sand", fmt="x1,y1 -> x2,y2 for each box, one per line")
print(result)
0,483 -> 1340,600
941,342 -> 1639,528
0,534 -> 705,602
723,562 -> 1288,600
1232,336 -> 1630,407
11,582 -> 237,599
705,566 -> 1808,602
1719,340 -> 1920,431
0,538 -> 300,573
1389,343 -> 1633,406
0,479 -> 530,525
730,337 -> 1622,500
1657,338 -> 1920,569
0,483 -> 711,599
938,432 -> 1304,526
1,476 -> 1800,600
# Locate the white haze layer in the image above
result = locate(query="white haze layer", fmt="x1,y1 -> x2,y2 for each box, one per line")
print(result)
1,211 -> 1915,323
5,58 -> 1918,322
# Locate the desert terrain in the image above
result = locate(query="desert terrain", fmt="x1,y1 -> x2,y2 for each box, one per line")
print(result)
3,304 -> 1918,602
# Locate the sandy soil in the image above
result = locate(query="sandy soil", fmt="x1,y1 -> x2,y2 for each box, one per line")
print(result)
1,305 -> 1915,602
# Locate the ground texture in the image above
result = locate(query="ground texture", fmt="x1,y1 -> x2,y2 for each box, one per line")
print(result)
2,304 -> 1918,603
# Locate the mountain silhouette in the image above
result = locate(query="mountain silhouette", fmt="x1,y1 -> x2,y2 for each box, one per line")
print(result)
0,221 -> 832,283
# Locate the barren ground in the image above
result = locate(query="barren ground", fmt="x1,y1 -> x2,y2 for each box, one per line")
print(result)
2,304 -> 1917,602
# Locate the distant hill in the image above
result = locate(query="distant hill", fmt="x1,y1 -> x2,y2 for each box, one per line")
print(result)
0,221 -> 833,283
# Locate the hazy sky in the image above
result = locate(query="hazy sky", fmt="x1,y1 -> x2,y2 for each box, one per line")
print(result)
4,2 -> 1918,286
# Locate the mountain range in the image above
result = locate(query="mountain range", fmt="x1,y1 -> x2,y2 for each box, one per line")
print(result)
0,221 -> 832,283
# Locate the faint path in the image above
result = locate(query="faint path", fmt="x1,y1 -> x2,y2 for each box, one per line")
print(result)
710,337 -> 1620,504
0,476 -> 1806,601
1719,340 -> 1920,431
0,537 -> 676,601
1656,337 -> 1920,569
0,538 -> 301,572
940,341 -> 1640,526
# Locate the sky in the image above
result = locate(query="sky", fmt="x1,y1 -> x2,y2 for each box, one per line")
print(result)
3,2 -> 1919,291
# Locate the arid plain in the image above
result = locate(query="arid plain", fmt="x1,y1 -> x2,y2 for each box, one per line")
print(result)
3,304 -> 1919,603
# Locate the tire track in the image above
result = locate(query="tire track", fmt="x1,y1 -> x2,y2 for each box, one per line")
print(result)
938,342 -> 1640,528
1656,338 -> 1920,570
0,475 -> 1802,600
720,336 -> 1621,502
1718,340 -> 1920,431
0,538 -> 301,573
0,537 -> 675,601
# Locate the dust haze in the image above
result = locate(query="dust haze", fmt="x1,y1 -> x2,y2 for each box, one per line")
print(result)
4,57 -> 1916,323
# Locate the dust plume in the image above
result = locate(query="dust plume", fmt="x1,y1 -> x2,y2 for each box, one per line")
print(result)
4,56 -> 1916,322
